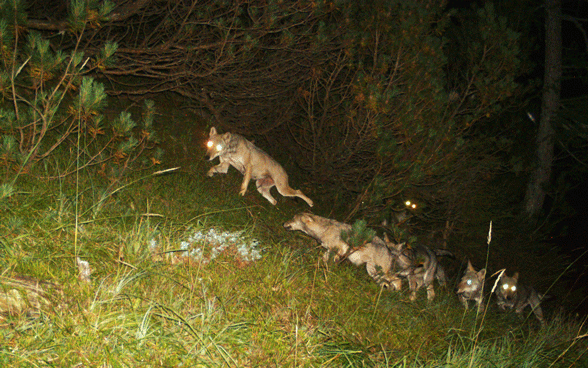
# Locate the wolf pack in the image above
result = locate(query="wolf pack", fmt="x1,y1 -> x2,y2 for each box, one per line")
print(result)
205,127 -> 548,325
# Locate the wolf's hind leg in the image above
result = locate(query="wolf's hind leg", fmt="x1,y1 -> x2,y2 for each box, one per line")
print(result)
256,178 -> 278,205
533,306 -> 545,324
422,267 -> 436,301
436,266 -> 448,287
524,297 -> 545,324
275,183 -> 314,207
294,190 -> 314,207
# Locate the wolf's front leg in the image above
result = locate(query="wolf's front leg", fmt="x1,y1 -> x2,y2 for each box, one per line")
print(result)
532,307 -> 545,324
240,164 -> 252,196
366,264 -> 388,288
388,275 -> 402,291
322,250 -> 340,263
407,273 -> 418,301
426,284 -> 436,301
475,298 -> 485,312
459,295 -> 469,310
207,162 -> 230,177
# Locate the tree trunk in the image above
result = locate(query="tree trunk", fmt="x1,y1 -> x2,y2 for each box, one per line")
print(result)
524,0 -> 561,222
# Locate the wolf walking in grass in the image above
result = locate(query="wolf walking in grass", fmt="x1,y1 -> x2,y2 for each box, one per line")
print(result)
205,127 -> 313,207
283,212 -> 401,289
456,260 -> 486,311
495,271 -> 545,324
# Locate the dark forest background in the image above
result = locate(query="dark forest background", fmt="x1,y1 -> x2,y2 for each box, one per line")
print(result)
3,0 -> 588,310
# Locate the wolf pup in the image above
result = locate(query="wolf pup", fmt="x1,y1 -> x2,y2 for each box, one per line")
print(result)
205,127 -> 313,207
456,260 -> 486,311
496,271 -> 545,324
384,235 -> 451,301
283,212 -> 400,289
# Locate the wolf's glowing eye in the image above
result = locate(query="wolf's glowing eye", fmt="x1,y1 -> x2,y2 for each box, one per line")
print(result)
511,286 -> 516,292
216,144 -> 223,151
207,141 -> 213,148
405,200 -> 411,206
466,279 -> 472,285
502,284 -> 509,289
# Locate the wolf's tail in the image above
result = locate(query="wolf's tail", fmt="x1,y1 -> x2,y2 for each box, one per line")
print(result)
433,249 -> 455,259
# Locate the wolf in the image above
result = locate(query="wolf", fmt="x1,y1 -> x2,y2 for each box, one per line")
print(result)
495,271 -> 545,324
384,235 -> 452,301
456,260 -> 486,311
205,127 -> 313,207
283,212 -> 401,289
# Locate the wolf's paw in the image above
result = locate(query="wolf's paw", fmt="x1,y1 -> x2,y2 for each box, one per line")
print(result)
390,279 -> 402,291
239,187 -> 247,196
207,169 -> 216,177
322,252 -> 339,263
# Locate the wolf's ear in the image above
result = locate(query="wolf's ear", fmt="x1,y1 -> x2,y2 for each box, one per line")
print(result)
467,260 -> 474,271
210,127 -> 217,136
513,272 -> 519,281
478,269 -> 486,278
391,242 -> 405,251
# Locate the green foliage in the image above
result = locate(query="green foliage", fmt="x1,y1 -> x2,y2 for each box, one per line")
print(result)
0,0 -> 158,181
0,0 -> 27,28
68,0 -> 115,32
342,219 -> 377,249
0,135 -> 16,156
95,40 -> 118,70
112,111 -> 136,136
0,182 -> 15,200
74,77 -> 107,116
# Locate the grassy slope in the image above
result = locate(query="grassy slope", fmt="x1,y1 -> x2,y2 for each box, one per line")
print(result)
0,97 -> 586,367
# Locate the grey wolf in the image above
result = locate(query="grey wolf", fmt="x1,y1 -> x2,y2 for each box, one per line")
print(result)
456,260 -> 486,311
495,271 -> 545,324
384,235 -> 452,301
205,127 -> 313,207
283,212 -> 401,289
379,200 -> 417,228
391,200 -> 418,225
